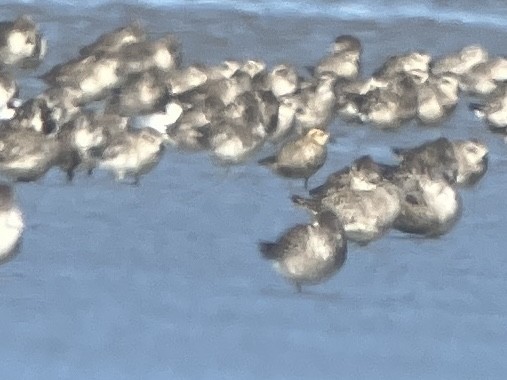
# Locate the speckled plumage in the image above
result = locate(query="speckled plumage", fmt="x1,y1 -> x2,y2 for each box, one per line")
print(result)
258,128 -> 329,188
293,178 -> 401,245
259,211 -> 347,292
392,172 -> 462,237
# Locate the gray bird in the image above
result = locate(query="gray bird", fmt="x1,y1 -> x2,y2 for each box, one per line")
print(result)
295,72 -> 337,132
207,117 -> 266,166
374,51 -> 431,80
105,69 -> 169,117
203,91 -> 267,165
309,155 -> 397,199
115,34 -> 181,76
459,57 -> 507,96
452,139 -> 489,186
79,22 -> 146,57
431,44 -> 488,76
392,137 -> 459,184
417,74 -> 460,124
166,65 -> 209,96
293,171 -> 401,246
259,210 -> 347,293
309,35 -> 361,80
335,78 -> 374,123
57,111 -> 109,181
392,172 -> 462,237
392,137 -> 488,186
41,54 -> 123,104
240,59 -> 267,79
266,95 -> 299,144
268,63 -> 299,99
97,127 -> 166,185
0,15 -> 46,68
0,128 -> 62,182
8,97 -> 57,135
360,73 -> 418,128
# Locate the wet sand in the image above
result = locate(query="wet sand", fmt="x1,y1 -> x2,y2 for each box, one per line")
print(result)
0,3 -> 507,379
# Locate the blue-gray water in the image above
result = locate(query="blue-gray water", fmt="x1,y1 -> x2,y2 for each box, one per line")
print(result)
1,1 -> 507,379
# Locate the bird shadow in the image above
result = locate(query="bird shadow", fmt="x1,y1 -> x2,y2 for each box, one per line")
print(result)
389,233 -> 446,242
0,271 -> 25,281
260,286 -> 342,302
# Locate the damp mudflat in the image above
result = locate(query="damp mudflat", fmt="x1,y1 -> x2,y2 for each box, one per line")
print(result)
0,1 -> 507,378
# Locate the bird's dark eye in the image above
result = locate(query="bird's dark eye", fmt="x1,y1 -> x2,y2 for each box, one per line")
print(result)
144,135 -> 155,143
466,145 -> 478,154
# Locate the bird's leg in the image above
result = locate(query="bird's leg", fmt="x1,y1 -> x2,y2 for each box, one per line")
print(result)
304,177 -> 309,190
66,168 -> 74,183
295,283 -> 302,293
116,171 -> 126,183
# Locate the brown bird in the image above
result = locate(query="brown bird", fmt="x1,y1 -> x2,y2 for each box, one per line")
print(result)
258,128 -> 329,188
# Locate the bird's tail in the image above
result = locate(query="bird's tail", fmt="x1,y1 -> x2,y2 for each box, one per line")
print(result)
308,184 -> 326,197
291,195 -> 320,212
391,146 -> 408,157
258,155 -> 277,166
258,241 -> 278,260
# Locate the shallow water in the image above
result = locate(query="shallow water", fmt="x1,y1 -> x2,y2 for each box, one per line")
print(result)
1,1 -> 507,379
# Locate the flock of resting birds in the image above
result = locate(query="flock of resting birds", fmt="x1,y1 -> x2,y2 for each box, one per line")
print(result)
0,14 -> 501,292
